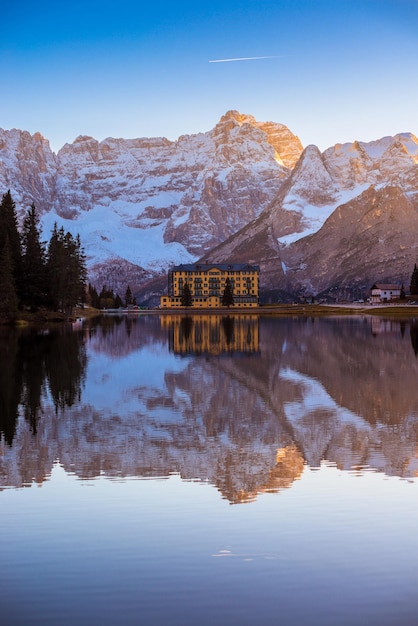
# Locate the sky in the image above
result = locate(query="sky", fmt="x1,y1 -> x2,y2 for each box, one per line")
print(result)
1,0 -> 417,153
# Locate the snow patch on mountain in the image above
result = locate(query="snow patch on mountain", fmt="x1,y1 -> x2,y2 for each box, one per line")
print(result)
41,205 -> 194,270
277,185 -> 370,246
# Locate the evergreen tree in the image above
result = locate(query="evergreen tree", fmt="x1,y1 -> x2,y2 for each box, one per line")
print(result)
0,237 -> 18,323
410,264 -> 418,295
114,293 -> 123,308
46,224 -> 87,313
222,279 -> 234,307
400,283 -> 406,300
0,190 -> 22,302
64,231 -> 87,308
181,282 -> 193,307
99,285 -> 115,309
88,283 -> 100,308
125,285 -> 133,306
46,224 -> 67,310
21,204 -> 47,309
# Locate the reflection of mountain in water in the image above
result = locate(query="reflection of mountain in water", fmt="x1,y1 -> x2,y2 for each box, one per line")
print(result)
1,315 -> 417,501
162,315 -> 259,355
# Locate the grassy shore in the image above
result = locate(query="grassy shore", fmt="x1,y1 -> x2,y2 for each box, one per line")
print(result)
258,303 -> 418,318
11,303 -> 418,326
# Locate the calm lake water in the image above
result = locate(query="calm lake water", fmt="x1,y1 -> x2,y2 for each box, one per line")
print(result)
1,313 -> 418,626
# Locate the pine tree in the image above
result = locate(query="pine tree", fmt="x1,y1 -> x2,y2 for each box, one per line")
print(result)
46,224 -> 87,313
88,284 -> 100,308
114,294 -> 123,308
125,285 -> 133,306
410,264 -> 418,295
0,237 -> 18,323
181,283 -> 193,307
21,204 -> 47,309
222,279 -> 234,307
99,285 -> 115,309
0,190 -> 22,302
46,224 -> 66,310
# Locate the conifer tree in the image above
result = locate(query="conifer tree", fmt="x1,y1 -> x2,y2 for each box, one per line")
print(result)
46,223 -> 66,310
0,190 -> 22,302
99,285 -> 115,309
88,284 -> 100,308
222,279 -> 234,307
125,285 -> 133,306
46,224 -> 87,313
410,264 -> 418,295
181,282 -> 193,307
21,204 -> 47,309
0,237 -> 18,323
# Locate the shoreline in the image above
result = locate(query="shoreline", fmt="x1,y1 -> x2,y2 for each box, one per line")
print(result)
103,303 -> 418,318
8,302 -> 418,327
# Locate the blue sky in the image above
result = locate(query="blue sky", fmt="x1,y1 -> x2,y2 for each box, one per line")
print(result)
1,0 -> 417,152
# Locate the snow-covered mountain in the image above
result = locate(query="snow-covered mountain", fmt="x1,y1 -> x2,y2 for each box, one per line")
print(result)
0,111 -> 302,296
1,111 -> 418,300
207,133 -> 418,299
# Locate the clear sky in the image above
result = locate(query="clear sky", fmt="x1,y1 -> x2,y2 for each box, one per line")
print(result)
1,0 -> 417,153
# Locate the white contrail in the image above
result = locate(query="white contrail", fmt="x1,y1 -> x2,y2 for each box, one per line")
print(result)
209,55 -> 279,63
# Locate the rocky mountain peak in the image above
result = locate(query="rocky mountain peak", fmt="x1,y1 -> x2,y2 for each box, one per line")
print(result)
216,110 -> 303,168
219,110 -> 257,125
1,115 -> 418,302
285,144 -> 338,205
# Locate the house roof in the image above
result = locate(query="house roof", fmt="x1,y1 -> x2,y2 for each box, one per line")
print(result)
170,263 -> 260,272
371,283 -> 400,290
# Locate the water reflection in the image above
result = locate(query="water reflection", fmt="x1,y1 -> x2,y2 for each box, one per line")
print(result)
1,315 -> 418,500
162,314 -> 259,355
0,325 -> 86,444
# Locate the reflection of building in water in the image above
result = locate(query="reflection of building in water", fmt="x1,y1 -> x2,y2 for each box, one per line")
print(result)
371,318 -> 406,336
162,315 -> 259,355
160,263 -> 260,308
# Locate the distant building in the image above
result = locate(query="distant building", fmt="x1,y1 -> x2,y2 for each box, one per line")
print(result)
160,263 -> 260,308
370,283 -> 401,304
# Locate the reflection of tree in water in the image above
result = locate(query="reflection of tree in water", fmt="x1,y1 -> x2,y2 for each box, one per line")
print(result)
410,322 -> 418,356
46,331 -> 87,411
0,330 -> 21,445
0,327 -> 87,443
179,316 -> 193,343
221,316 -> 234,345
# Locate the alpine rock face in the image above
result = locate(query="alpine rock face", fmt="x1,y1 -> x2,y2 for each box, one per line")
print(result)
0,111 -> 302,297
0,112 -> 417,301
208,133 -> 418,299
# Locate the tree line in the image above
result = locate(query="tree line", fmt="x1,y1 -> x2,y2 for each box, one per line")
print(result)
88,284 -> 137,309
0,190 -> 87,322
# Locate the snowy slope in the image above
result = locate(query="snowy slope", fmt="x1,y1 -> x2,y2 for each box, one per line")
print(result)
1,114 -> 418,298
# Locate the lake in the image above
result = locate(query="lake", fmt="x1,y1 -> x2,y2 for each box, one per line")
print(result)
1,313 -> 418,625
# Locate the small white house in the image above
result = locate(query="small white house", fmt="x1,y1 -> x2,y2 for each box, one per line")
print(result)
370,283 -> 401,304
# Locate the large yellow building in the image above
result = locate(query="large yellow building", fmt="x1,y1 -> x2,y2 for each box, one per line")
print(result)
160,263 -> 260,308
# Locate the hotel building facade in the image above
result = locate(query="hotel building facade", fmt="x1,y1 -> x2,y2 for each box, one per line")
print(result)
160,263 -> 260,308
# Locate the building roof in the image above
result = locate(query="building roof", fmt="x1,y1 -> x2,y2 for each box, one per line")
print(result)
371,283 -> 401,290
170,263 -> 260,272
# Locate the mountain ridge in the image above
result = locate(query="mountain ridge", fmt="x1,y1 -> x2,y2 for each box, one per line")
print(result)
0,112 -> 417,301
